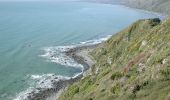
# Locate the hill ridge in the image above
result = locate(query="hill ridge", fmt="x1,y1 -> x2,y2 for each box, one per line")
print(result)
59,17 -> 170,100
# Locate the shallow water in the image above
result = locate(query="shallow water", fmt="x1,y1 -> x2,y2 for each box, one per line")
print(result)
0,1 -> 161,99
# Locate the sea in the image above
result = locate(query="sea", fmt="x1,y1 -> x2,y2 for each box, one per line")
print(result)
0,1 -> 162,100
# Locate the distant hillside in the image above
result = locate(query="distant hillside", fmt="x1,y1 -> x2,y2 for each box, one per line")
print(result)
59,17 -> 170,100
83,0 -> 170,15
121,0 -> 170,15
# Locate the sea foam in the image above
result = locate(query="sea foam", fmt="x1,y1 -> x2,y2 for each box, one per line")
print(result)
14,35 -> 111,100
79,35 -> 112,45
40,46 -> 84,70
14,74 -> 71,100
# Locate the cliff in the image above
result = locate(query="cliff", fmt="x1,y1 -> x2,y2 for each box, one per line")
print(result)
59,17 -> 170,100
83,0 -> 170,15
120,0 -> 170,15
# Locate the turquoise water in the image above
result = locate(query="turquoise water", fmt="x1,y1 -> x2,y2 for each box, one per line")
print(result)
0,1 -> 161,99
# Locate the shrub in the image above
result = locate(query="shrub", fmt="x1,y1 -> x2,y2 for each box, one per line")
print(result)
102,69 -> 110,76
110,72 -> 123,80
81,78 -> 94,90
161,68 -> 170,80
110,84 -> 120,94
69,85 -> 79,95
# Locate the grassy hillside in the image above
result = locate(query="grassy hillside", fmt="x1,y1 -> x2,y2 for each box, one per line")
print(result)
83,0 -> 170,15
59,17 -> 170,100
120,0 -> 170,15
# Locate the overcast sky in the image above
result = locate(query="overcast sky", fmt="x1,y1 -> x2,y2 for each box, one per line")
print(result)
0,0 -> 78,1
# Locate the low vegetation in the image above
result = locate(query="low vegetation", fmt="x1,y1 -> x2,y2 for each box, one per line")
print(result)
84,0 -> 170,15
59,17 -> 170,100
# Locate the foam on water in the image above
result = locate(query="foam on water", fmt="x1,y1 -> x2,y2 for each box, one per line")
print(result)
14,35 -> 111,100
14,74 -> 71,100
40,35 -> 111,71
79,35 -> 112,45
14,87 -> 39,100
40,46 -> 84,71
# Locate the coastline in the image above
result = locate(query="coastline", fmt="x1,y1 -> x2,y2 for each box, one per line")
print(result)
39,3 -> 166,99
55,44 -> 98,100
81,1 -> 167,19
1,1 -> 167,100
26,44 -> 98,100
14,34 -> 111,100
12,2 -> 166,100
65,44 -> 98,72
51,44 -> 98,100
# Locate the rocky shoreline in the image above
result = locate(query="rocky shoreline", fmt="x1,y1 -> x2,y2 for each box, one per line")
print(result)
27,44 -> 97,100
65,44 -> 98,72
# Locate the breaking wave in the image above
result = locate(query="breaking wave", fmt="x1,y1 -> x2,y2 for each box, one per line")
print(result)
14,74 -> 71,100
14,35 -> 111,100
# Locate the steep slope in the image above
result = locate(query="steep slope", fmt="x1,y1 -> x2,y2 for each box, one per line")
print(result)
59,17 -> 170,100
120,0 -> 170,15
83,0 -> 170,15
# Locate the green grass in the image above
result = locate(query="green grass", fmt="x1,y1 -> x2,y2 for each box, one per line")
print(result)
58,17 -> 170,100
110,72 -> 123,80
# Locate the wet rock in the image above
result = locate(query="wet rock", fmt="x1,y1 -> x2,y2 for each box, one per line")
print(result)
54,77 -> 58,79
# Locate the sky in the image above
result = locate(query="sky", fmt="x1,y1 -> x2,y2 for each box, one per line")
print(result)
0,0 -> 78,1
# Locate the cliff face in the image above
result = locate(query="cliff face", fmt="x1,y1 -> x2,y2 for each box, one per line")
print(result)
83,0 -> 170,15
59,17 -> 170,100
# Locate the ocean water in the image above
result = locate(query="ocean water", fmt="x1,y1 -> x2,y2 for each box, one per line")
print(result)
0,1 -> 161,100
